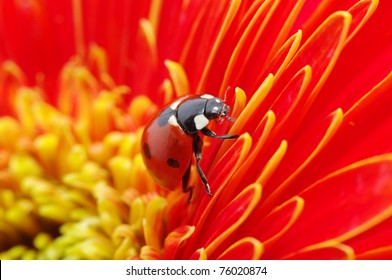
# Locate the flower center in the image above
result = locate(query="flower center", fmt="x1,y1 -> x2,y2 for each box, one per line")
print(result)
0,47 -> 169,259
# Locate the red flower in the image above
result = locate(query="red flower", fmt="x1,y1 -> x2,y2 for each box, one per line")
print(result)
0,0 -> 391,259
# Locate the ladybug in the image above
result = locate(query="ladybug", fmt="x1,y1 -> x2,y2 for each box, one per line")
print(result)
141,93 -> 239,200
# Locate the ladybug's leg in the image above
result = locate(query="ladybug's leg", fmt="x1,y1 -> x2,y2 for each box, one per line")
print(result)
201,127 -> 239,139
182,163 -> 193,203
192,134 -> 213,197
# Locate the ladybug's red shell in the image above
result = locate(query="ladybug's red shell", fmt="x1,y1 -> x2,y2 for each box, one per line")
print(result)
141,93 -> 239,198
141,114 -> 192,190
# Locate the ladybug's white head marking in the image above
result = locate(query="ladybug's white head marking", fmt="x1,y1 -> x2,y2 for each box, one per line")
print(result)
194,114 -> 209,130
215,98 -> 221,103
170,99 -> 183,110
200,94 -> 214,100
168,115 -> 180,128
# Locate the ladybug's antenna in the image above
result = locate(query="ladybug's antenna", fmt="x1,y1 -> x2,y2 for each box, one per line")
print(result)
223,86 -> 232,102
222,86 -> 236,122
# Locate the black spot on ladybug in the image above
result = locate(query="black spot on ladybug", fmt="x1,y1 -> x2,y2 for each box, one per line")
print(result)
143,143 -> 152,159
167,158 -> 180,168
157,107 -> 176,127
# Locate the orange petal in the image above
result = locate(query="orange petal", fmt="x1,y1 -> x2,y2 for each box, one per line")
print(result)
128,95 -> 158,127
139,19 -> 158,67
215,74 -> 274,161
190,248 -> 207,260
231,86 -> 247,119
230,74 -> 274,135
0,61 -> 26,116
164,60 -> 190,97
140,245 -> 162,260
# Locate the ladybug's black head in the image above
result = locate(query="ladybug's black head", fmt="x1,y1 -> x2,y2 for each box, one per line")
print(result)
204,98 -> 231,121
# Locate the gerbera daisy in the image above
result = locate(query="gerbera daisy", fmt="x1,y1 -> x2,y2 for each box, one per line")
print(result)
0,0 -> 391,260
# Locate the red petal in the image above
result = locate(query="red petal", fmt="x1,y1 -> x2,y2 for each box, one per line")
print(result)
184,0 -> 249,92
265,155 -> 392,259
297,0 -> 376,42
163,225 -> 195,259
243,197 -> 303,251
214,75 -> 274,163
274,11 -> 351,109
183,183 -> 261,259
284,242 -> 354,260
80,0 -> 151,88
199,0 -> 271,93
218,0 -> 307,95
307,1 -> 392,120
270,66 -> 312,127
224,110 -> 276,191
346,0 -> 378,42
209,133 -> 252,193
189,248 -> 207,260
204,184 -> 261,258
244,64 -> 312,138
165,191 -> 194,232
263,109 -> 343,209
346,217 -> 392,257
195,0 -> 241,92
299,74 -> 392,185
0,62 -> 26,116
217,237 -> 263,260
191,134 -> 252,226
263,30 -> 302,82
0,1 -> 77,99
357,246 -> 392,260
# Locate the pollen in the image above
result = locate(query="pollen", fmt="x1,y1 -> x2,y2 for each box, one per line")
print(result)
0,47 -> 164,260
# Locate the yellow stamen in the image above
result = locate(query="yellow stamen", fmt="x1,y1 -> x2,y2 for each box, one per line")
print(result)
143,196 -> 167,251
